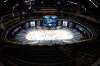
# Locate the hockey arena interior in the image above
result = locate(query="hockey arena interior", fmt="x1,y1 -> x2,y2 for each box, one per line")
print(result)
0,0 -> 100,66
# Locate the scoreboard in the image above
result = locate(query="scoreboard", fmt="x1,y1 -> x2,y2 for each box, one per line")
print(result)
43,16 -> 57,27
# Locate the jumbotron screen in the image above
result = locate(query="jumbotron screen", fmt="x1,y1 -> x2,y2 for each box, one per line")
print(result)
43,16 -> 57,27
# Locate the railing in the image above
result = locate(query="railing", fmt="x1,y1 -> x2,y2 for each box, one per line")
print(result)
0,12 -> 21,31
